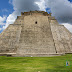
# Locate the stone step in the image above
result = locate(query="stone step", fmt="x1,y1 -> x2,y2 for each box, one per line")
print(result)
16,53 -> 64,57
17,47 -> 56,54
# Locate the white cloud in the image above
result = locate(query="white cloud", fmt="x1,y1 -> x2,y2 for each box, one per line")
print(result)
9,0 -> 12,4
0,16 -> 6,25
45,0 -> 72,33
1,0 -> 72,33
12,0 -> 40,11
45,0 -> 72,24
2,0 -> 41,30
3,12 -> 16,29
35,0 -> 46,11
2,9 -> 8,12
0,28 -> 2,31
0,16 -> 6,31
62,23 -> 72,33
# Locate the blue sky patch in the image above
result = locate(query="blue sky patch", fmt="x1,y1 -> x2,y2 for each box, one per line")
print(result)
0,0 -> 14,17
68,0 -> 72,2
0,0 -> 72,33
46,8 -> 51,14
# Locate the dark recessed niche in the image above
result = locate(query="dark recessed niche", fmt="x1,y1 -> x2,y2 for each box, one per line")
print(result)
35,21 -> 37,24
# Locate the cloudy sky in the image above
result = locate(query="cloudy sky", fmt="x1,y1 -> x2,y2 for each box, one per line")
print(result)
0,0 -> 72,33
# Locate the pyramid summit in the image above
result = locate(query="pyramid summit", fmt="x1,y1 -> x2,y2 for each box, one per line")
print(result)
0,11 -> 72,57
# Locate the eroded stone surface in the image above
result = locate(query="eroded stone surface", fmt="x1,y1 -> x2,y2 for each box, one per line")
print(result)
0,11 -> 72,57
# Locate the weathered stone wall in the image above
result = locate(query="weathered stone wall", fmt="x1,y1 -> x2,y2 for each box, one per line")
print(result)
14,16 -> 24,24
21,11 -> 51,16
0,24 -> 22,53
0,11 -> 72,57
50,18 -> 72,53
17,15 -> 56,56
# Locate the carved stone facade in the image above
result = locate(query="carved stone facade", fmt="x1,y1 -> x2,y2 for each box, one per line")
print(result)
0,11 -> 72,57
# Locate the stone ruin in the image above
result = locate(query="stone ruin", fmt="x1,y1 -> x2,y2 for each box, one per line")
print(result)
0,11 -> 72,57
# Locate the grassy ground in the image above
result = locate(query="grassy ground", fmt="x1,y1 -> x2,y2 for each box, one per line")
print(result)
0,54 -> 72,72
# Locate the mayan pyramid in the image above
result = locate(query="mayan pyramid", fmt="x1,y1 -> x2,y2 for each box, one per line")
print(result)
0,11 -> 72,57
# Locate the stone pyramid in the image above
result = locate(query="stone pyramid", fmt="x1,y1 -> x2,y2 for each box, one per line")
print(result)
0,11 -> 72,57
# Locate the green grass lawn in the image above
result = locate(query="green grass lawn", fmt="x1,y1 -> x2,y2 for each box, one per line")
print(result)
0,54 -> 72,72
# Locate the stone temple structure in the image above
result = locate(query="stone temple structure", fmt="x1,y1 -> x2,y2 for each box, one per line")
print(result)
0,11 -> 72,57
